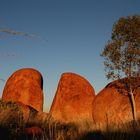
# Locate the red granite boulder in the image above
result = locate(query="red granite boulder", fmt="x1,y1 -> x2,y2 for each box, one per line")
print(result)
92,77 -> 140,130
50,72 -> 95,123
2,68 -> 43,111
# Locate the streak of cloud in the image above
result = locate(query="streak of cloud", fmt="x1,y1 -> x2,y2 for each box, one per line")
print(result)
0,28 -> 48,42
0,28 -> 35,37
0,53 -> 21,58
0,27 -> 47,58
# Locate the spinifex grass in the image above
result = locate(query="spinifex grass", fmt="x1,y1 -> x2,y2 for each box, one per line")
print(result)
1,100 -> 140,140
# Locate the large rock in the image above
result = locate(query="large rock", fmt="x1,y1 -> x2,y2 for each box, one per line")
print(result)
50,72 -> 95,123
92,77 -> 140,131
2,68 -> 43,111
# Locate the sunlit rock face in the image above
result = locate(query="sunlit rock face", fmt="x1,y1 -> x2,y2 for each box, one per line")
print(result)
50,72 -> 95,123
2,68 -> 43,112
92,78 -> 140,130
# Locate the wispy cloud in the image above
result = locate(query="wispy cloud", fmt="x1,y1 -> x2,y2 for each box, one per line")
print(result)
0,27 -> 47,58
0,53 -> 21,58
0,28 -> 47,42
0,28 -> 35,37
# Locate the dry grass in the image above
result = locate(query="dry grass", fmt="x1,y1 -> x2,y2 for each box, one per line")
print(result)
0,100 -> 140,140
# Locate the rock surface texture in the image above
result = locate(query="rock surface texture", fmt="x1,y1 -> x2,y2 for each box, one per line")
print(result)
92,78 -> 140,130
2,68 -> 43,111
50,72 -> 95,123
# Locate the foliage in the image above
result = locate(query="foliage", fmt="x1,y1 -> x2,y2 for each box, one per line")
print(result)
101,15 -> 140,80
101,15 -> 140,121
1,106 -> 140,140
2,115 -> 140,140
0,99 -> 22,111
0,100 -> 24,136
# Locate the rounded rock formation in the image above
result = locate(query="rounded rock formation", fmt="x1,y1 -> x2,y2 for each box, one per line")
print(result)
2,68 -> 43,111
50,72 -> 95,123
92,77 -> 140,130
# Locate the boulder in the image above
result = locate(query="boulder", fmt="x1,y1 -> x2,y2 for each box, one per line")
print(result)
2,68 -> 43,111
92,77 -> 140,131
50,72 -> 95,123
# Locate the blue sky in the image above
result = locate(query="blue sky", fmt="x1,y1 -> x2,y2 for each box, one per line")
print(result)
0,0 -> 140,111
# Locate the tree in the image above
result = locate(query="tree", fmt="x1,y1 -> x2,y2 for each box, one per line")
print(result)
101,15 -> 140,121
